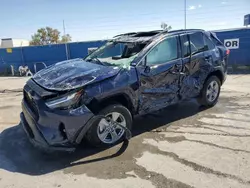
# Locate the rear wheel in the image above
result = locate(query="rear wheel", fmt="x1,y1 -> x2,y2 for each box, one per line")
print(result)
86,104 -> 132,147
198,76 -> 221,107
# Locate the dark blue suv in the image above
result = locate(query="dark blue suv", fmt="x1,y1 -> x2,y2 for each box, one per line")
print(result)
20,29 -> 228,151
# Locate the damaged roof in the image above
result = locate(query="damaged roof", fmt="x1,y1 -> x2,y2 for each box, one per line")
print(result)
112,29 -> 205,43
112,30 -> 163,43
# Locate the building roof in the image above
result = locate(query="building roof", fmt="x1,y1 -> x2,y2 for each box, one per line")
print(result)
1,38 -> 12,41
211,27 -> 250,32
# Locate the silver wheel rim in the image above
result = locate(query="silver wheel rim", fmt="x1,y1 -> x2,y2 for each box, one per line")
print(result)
97,112 -> 126,144
206,80 -> 219,102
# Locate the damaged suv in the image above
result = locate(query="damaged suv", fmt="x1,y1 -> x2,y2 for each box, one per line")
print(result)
20,29 -> 228,151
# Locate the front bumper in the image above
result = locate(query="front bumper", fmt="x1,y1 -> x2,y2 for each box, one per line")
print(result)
20,112 -> 75,152
20,98 -> 95,152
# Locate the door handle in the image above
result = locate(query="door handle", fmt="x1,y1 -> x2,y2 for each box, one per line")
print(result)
204,56 -> 211,61
170,70 -> 186,75
175,63 -> 182,68
170,71 -> 178,74
174,64 -> 182,73
171,62 -> 183,74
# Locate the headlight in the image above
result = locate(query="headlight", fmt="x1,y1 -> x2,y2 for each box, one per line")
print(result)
45,90 -> 82,109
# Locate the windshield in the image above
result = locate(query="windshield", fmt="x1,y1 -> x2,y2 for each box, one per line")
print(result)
85,41 -> 146,68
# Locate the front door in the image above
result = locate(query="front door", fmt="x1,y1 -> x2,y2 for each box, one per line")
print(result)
137,36 -> 182,114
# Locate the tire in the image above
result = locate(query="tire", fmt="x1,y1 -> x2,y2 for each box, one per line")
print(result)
197,76 -> 221,107
86,104 -> 132,147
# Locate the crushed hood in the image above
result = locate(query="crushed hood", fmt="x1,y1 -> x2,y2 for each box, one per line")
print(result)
32,58 -> 121,91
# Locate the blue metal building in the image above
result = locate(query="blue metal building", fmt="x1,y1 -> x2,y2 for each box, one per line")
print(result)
213,27 -> 250,66
0,40 -> 106,74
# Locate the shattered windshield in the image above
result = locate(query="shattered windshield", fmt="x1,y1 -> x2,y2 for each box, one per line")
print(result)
85,41 -> 146,68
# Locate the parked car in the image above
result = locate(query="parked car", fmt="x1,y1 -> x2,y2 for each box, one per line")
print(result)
20,29 -> 229,151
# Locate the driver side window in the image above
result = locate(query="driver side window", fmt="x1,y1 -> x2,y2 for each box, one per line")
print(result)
146,36 -> 178,66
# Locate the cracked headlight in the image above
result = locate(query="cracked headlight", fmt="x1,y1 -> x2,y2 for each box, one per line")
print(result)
45,90 -> 82,109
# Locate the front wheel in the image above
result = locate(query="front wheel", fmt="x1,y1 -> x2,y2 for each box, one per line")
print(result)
197,76 -> 221,107
86,104 -> 132,147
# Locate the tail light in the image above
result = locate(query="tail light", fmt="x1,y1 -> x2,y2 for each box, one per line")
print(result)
226,49 -> 230,55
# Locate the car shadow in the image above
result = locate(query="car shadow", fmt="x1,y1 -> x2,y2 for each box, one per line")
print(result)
0,100 -> 206,176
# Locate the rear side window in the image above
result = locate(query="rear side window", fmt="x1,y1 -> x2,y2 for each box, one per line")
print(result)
204,35 -> 215,50
189,32 -> 205,54
210,32 -> 223,46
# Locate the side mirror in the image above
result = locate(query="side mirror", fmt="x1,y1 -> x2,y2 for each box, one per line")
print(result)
144,66 -> 151,73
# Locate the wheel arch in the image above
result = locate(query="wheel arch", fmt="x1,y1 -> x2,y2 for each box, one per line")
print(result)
198,69 -> 224,97
206,69 -> 224,85
86,93 -> 136,115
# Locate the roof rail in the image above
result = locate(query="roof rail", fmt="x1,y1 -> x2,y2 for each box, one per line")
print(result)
112,29 -> 205,40
167,29 -> 204,33
113,32 -> 137,38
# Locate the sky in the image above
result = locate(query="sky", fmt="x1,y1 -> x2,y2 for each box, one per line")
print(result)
0,0 -> 249,41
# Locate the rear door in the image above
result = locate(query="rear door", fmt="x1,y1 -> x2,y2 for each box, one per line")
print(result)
203,32 -> 222,67
137,36 -> 182,114
179,32 -> 208,99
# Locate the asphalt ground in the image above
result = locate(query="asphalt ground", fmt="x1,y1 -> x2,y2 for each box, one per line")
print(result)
0,75 -> 250,188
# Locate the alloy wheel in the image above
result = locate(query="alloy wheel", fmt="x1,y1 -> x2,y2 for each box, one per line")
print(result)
97,112 -> 126,144
206,80 -> 219,103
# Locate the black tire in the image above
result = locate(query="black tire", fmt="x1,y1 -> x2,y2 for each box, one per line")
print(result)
197,75 -> 221,107
86,104 -> 132,147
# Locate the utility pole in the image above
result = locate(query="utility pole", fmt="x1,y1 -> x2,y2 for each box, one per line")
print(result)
63,20 -> 69,60
184,0 -> 187,29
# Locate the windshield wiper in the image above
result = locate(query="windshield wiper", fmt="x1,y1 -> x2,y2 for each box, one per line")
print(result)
86,57 -> 106,66
86,57 -> 114,66
93,57 -> 103,65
